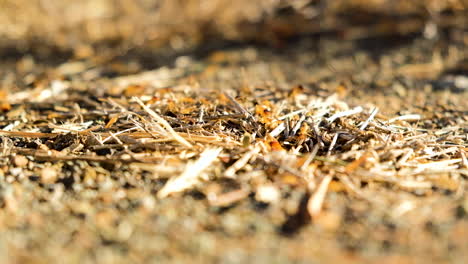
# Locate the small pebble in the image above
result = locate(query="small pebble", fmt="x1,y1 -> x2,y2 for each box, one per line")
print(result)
255,185 -> 280,204
454,76 -> 468,90
13,155 -> 28,167
40,167 -> 58,184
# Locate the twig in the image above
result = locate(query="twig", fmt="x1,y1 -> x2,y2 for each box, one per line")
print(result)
396,149 -> 413,167
301,143 -> 320,171
278,109 -> 306,120
291,114 -> 306,136
388,114 -> 421,123
12,148 -> 136,162
101,127 -> 139,144
359,107 -> 379,130
48,123 -> 101,135
270,122 -> 285,137
326,106 -> 363,124
327,133 -> 340,156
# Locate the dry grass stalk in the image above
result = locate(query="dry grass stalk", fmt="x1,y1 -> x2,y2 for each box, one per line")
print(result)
461,150 -> 468,169
0,130 -> 58,138
301,144 -> 320,171
388,114 -> 421,123
359,107 -> 379,130
134,97 -> 193,148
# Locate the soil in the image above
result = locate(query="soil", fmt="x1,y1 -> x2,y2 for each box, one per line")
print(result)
0,2 -> 467,264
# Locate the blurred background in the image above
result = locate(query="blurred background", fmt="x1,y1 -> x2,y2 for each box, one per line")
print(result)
1,0 -> 467,59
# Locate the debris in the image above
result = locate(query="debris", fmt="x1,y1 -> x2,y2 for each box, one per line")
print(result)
158,148 -> 222,198
134,97 -> 193,148
359,107 -> 379,130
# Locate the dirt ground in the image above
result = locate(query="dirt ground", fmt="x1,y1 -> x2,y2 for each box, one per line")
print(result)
0,1 -> 467,264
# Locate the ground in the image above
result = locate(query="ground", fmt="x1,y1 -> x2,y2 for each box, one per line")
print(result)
0,1 -> 467,264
